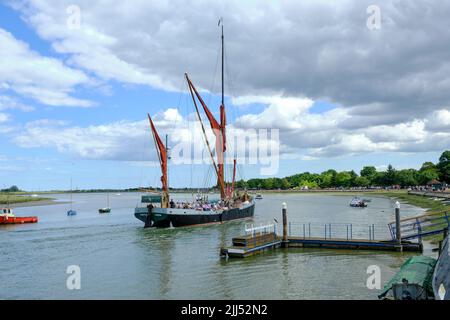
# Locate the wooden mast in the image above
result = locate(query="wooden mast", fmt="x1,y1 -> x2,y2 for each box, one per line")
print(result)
185,74 -> 226,199
184,19 -> 229,200
147,114 -> 169,208
219,17 -> 226,200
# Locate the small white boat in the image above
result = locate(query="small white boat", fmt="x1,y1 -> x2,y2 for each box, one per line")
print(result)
350,197 -> 367,207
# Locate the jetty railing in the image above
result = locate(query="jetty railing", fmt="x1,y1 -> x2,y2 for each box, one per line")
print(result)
388,211 -> 450,241
408,190 -> 450,199
244,223 -> 277,237
286,222 -> 385,241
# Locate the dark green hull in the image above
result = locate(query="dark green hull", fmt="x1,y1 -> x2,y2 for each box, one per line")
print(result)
134,202 -> 255,228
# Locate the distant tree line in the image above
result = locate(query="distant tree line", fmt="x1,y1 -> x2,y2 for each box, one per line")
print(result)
4,151 -> 450,192
0,185 -> 21,192
235,150 -> 450,190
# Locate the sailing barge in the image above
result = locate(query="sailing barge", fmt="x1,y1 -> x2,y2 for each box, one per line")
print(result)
135,21 -> 255,228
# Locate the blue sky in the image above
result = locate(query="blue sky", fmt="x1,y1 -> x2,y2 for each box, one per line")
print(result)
0,1 -> 449,190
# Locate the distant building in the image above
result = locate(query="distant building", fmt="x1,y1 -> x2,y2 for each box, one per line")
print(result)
427,179 -> 445,191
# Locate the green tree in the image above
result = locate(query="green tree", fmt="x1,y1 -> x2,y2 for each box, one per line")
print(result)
272,178 -> 283,189
418,161 -> 439,185
349,170 -> 358,187
418,169 -> 439,185
396,169 -> 418,187
1,185 -> 20,192
438,150 -> 450,183
335,171 -> 352,188
280,178 -> 291,190
262,178 -> 274,190
322,169 -> 337,187
235,179 -> 248,189
354,176 -> 370,187
372,171 -> 387,186
360,166 -> 377,185
420,162 -> 436,171
298,180 -> 319,189
384,164 -> 397,186
318,172 -> 333,188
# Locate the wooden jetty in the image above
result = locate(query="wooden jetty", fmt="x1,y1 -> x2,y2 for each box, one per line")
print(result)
286,237 -> 421,251
220,232 -> 282,258
220,224 -> 281,258
221,202 -> 449,259
408,190 -> 450,199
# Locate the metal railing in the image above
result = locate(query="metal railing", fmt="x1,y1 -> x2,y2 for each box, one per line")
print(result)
388,211 -> 450,241
286,221 -> 385,241
244,223 -> 277,237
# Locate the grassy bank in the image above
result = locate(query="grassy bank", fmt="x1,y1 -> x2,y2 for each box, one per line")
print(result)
361,190 -> 448,212
362,190 -> 449,243
0,193 -> 52,205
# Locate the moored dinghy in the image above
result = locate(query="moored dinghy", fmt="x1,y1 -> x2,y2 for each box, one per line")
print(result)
0,207 -> 38,224
67,179 -> 77,216
99,193 -> 111,213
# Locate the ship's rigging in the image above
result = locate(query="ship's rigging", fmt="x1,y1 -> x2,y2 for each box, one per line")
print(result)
147,18 -> 239,201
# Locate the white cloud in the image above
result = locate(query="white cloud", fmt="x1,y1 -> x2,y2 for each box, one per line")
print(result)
4,0 -> 450,163
234,96 -> 314,129
12,106 -> 281,169
0,113 -> 9,123
0,95 -> 35,112
364,120 -> 427,143
0,28 -> 92,107
15,119 -> 150,160
14,108 -> 184,161
10,0 -> 450,118
426,109 -> 450,131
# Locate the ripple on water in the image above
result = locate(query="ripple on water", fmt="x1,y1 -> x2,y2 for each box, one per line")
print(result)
0,192 -> 426,299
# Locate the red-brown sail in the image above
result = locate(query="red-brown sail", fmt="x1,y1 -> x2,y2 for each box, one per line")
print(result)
147,113 -> 169,208
185,75 -> 226,199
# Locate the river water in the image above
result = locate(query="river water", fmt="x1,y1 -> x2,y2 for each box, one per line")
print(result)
0,192 -> 432,299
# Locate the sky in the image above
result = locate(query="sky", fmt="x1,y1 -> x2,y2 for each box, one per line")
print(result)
0,0 -> 449,190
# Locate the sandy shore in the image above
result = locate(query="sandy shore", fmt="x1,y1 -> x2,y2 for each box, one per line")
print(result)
1,200 -> 68,208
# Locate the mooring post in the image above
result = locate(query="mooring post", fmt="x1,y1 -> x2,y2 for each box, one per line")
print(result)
282,202 -> 289,247
395,201 -> 403,252
440,227 -> 449,256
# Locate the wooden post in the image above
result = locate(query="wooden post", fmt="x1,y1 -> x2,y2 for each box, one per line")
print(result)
440,227 -> 449,256
395,201 -> 403,252
282,202 -> 288,247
